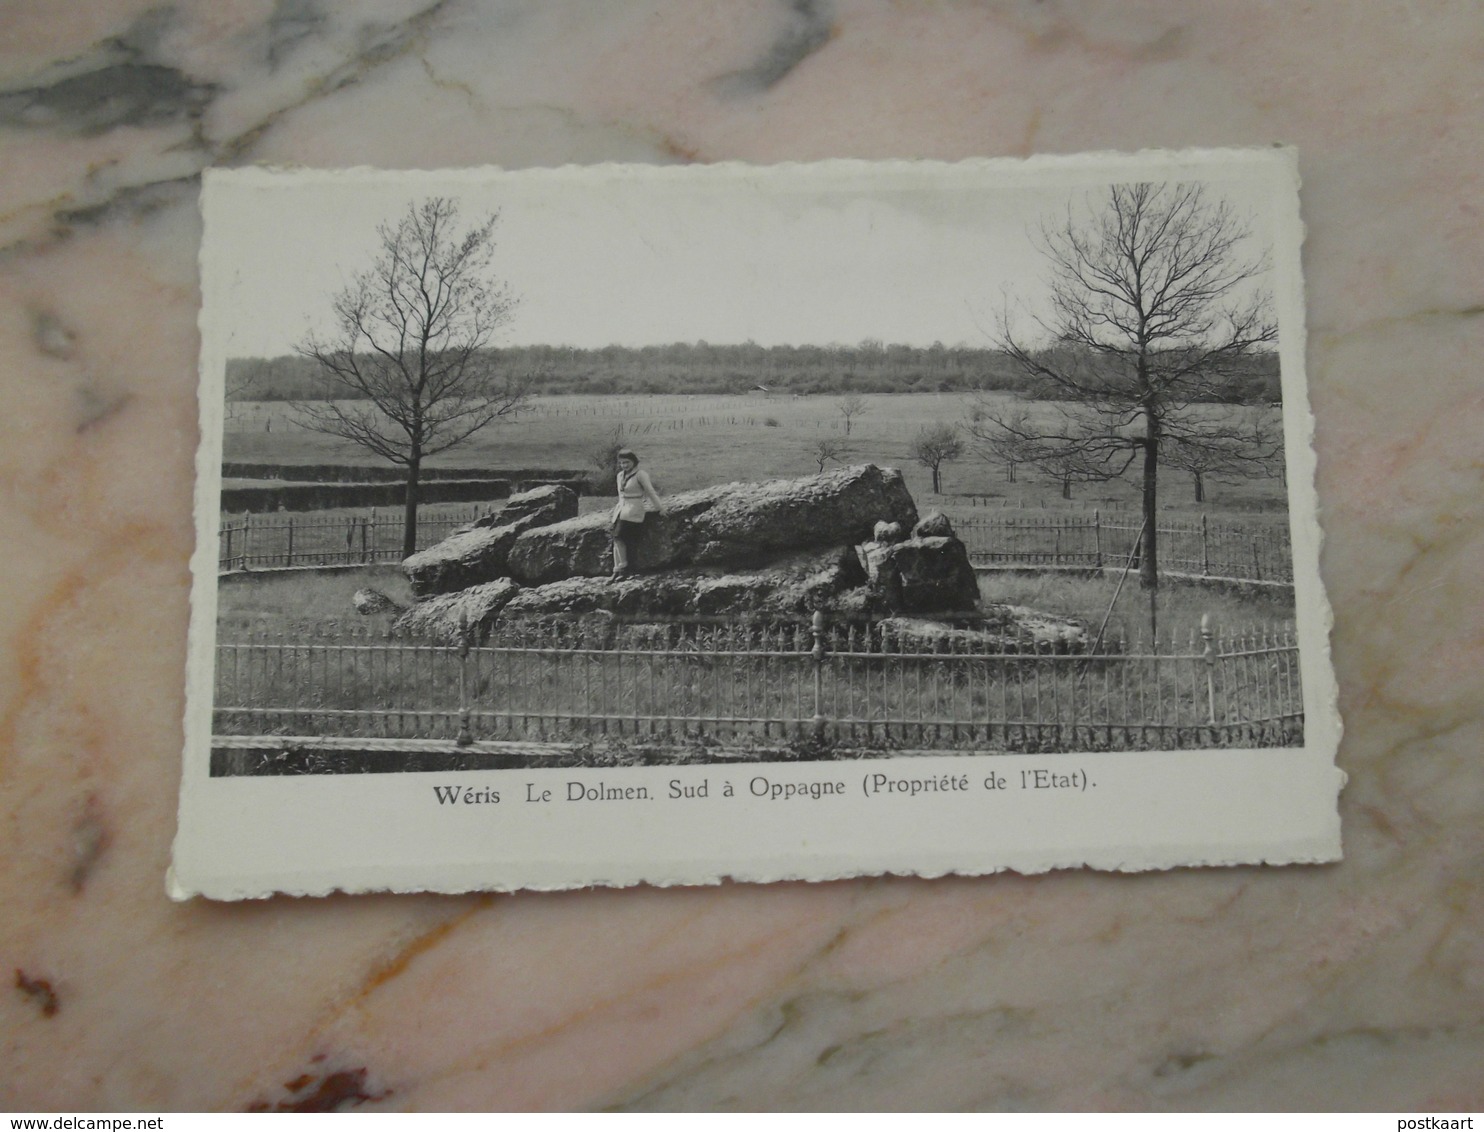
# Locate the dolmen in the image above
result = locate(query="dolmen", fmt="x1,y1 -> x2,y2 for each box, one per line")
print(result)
389,465 -> 1078,646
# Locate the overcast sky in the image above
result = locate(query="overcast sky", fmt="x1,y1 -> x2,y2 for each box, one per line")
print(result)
204,158 -> 1281,358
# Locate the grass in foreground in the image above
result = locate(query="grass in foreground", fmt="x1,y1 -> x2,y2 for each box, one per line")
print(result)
977,569 -> 1295,644
218,567 -> 413,634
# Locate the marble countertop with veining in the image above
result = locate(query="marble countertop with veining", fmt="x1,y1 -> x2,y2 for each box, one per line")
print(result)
3,0 -> 1482,1112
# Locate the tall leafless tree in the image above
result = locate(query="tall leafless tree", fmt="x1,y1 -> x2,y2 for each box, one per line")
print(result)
295,197 -> 529,557
998,182 -> 1277,588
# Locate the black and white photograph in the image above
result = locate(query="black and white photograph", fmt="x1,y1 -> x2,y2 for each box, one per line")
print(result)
175,153 -> 1340,897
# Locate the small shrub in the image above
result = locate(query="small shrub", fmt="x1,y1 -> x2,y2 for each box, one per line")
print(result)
764,417 -> 780,427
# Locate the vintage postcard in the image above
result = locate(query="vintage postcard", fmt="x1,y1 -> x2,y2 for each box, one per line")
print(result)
172,150 -> 1341,899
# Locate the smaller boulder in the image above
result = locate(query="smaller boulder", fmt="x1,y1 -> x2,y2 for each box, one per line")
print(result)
455,483 -> 579,535
1000,604 -> 1090,650
879,612 -> 1086,653
404,485 -> 579,597
913,510 -> 954,539
873,520 -> 906,544
352,588 -> 404,615
393,579 -> 521,642
500,484 -> 579,525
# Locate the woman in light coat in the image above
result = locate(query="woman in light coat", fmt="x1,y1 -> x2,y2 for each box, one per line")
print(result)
610,448 -> 662,577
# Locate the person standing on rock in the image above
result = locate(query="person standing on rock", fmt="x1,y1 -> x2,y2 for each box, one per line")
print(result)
611,448 -> 662,578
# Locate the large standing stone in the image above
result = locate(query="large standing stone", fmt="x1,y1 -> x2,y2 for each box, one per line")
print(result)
403,484 -> 578,597
506,464 -> 917,586
393,579 -> 521,641
864,534 -> 980,613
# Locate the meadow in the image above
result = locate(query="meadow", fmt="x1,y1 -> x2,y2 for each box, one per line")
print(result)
223,392 -> 1290,516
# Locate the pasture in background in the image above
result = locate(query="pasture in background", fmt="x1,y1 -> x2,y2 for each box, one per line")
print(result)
224,391 -> 1290,515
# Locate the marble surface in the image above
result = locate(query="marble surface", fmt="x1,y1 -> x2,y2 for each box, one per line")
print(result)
2,0 -> 1481,1112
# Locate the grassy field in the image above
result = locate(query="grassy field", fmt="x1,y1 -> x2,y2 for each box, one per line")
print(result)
977,569 -> 1294,643
217,566 -> 412,634
224,392 -> 1290,516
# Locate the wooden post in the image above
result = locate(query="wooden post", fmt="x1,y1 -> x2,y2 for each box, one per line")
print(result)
1201,513 -> 1210,576
242,513 -> 252,571
1251,537 -> 1263,583
362,511 -> 371,562
1094,509 -> 1103,568
1201,613 -> 1217,724
224,522 -> 234,571
1091,516 -> 1146,656
286,514 -> 295,567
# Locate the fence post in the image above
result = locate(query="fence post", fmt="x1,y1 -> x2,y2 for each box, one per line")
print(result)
242,513 -> 252,570
224,522 -> 234,571
810,609 -> 828,741
1251,538 -> 1263,583
1094,509 -> 1103,568
455,613 -> 474,747
286,514 -> 295,567
1201,612 -> 1217,724
1053,525 -> 1061,565
1201,514 -> 1210,577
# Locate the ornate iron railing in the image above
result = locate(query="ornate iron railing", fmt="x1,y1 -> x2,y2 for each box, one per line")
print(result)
214,613 -> 1303,753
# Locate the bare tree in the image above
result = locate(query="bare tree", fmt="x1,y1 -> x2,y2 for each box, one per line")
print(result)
909,421 -> 964,494
812,437 -> 850,473
966,400 -> 1032,483
1000,182 -> 1277,588
836,392 -> 868,436
1160,413 -> 1282,503
971,408 -> 1120,499
295,197 -> 529,557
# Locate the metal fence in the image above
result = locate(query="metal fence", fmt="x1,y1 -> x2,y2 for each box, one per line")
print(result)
949,511 -> 1293,583
214,614 -> 1304,752
220,504 -> 1292,585
218,506 -> 497,571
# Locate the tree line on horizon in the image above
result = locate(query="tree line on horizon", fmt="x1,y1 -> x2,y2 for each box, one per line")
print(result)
226,340 -> 1280,404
